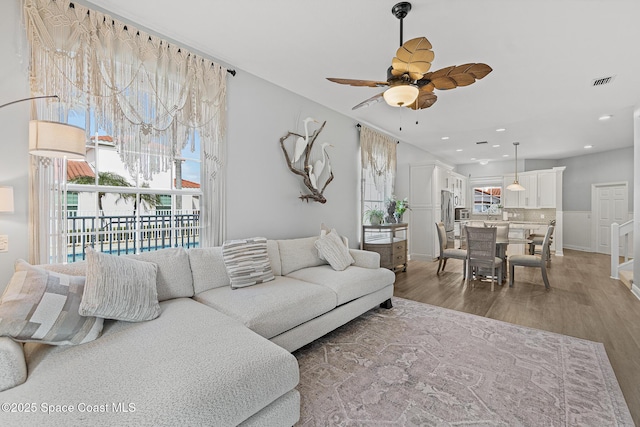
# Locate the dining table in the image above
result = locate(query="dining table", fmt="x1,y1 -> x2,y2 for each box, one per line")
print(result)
462,237 -> 532,283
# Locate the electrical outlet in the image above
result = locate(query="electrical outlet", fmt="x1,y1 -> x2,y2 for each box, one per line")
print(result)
540,214 -> 545,219
0,235 -> 7,253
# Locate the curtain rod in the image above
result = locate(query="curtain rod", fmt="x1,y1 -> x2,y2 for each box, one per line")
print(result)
68,2 -> 236,76
355,123 -> 399,144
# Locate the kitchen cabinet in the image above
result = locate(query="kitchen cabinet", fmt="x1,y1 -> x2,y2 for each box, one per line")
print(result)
409,161 -> 457,260
503,170 -> 556,209
537,171 -> 556,208
518,172 -> 538,208
502,174 -> 520,208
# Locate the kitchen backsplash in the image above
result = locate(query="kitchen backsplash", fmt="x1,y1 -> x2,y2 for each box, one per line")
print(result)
470,208 -> 556,223
505,208 -> 556,222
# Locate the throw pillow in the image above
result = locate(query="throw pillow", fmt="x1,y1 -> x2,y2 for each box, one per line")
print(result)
79,248 -> 161,322
222,237 -> 275,289
314,229 -> 355,271
0,260 -> 103,345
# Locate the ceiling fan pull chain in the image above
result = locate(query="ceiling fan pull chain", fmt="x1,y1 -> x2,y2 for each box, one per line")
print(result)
399,107 -> 403,131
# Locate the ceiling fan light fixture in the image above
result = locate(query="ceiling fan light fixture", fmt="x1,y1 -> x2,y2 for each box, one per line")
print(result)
383,84 -> 419,107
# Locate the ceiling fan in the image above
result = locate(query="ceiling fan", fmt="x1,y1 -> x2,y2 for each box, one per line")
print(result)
327,2 -> 492,111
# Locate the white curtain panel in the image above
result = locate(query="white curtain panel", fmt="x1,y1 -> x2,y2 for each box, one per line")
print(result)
24,0 -> 228,254
359,125 -> 397,193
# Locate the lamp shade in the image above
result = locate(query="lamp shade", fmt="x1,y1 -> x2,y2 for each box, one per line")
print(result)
506,181 -> 525,191
0,186 -> 14,213
29,120 -> 86,159
383,84 -> 419,107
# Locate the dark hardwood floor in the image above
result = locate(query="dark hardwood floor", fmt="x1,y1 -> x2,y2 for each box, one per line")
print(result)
393,249 -> 640,424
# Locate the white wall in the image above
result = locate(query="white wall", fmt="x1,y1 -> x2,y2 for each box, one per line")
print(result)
225,71 -> 359,244
559,146 -> 634,212
0,0 -> 30,289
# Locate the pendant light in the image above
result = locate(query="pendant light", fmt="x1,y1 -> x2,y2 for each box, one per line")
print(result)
506,142 -> 525,191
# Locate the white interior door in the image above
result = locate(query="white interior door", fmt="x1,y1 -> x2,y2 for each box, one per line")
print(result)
594,184 -> 627,254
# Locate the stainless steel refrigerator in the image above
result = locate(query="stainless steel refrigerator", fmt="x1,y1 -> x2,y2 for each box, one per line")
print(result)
441,190 -> 455,246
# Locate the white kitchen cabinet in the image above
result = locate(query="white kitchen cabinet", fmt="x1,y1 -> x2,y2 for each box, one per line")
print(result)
502,174 -> 520,208
537,171 -> 556,208
518,172 -> 538,208
409,161 -> 456,260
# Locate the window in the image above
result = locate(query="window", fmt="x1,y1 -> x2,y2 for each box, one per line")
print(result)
25,0 -> 226,265
362,167 -> 393,214
472,186 -> 502,214
360,125 -> 396,225
66,192 -> 78,217
62,108 -> 202,263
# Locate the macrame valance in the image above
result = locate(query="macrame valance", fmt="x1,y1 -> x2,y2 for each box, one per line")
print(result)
360,126 -> 397,192
24,0 -> 227,180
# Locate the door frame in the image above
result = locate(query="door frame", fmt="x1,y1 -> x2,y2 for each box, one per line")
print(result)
590,181 -> 628,253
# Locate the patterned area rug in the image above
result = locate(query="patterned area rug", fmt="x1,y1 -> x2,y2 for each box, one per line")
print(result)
294,298 -> 633,426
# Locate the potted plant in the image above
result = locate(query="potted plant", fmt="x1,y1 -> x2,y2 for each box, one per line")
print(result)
364,208 -> 385,225
394,197 -> 410,223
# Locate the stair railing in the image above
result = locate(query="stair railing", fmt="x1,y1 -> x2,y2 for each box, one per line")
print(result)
611,219 -> 634,279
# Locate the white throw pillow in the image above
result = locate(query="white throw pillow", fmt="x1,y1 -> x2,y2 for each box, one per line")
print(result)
79,248 -> 161,322
0,260 -> 103,345
222,237 -> 275,289
314,229 -> 355,271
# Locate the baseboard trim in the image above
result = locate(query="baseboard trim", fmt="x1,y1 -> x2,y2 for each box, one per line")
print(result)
563,245 -> 592,252
632,284 -> 640,301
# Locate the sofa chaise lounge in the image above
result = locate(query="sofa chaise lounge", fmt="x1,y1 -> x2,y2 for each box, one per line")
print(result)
0,235 -> 395,426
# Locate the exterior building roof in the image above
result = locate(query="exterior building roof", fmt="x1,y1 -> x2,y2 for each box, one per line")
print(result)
67,161 -> 95,180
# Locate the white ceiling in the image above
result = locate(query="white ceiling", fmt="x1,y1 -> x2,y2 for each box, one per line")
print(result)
83,0 -> 640,166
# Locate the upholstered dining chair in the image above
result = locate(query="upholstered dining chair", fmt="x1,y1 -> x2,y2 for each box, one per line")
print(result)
464,226 -> 503,292
509,225 -> 554,290
435,222 -> 467,278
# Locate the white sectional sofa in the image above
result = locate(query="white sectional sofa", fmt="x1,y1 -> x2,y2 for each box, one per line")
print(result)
0,235 -> 395,426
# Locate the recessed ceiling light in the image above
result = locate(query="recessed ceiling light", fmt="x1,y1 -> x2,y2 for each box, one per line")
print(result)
599,115 -> 612,121
584,145 -> 593,149
496,128 -> 506,132
470,157 -> 476,161
492,144 -> 500,148
479,159 -> 489,165
441,136 -> 449,140
456,149 -> 463,152
502,154 -> 509,157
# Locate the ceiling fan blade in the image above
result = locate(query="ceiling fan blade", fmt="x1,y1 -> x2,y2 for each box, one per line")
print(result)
408,90 -> 438,110
326,78 -> 389,88
390,37 -> 434,80
426,63 -> 493,90
352,92 -> 385,110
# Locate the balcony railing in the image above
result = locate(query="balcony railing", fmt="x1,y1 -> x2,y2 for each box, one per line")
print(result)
67,212 -> 200,262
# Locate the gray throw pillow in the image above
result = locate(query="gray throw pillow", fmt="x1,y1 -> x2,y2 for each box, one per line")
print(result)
79,249 -> 161,322
314,229 -> 355,271
222,237 -> 275,289
0,260 -> 103,345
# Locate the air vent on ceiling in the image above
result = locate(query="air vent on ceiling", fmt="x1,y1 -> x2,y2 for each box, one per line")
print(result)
592,75 -> 616,86
476,141 -> 488,145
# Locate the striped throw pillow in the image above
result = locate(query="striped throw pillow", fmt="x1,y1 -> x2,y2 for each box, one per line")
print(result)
0,260 -> 103,345
222,237 -> 275,289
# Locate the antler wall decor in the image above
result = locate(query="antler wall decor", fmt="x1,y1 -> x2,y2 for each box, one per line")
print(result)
279,119 -> 334,203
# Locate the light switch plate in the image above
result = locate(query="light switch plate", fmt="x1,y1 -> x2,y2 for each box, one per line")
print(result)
0,235 -> 7,253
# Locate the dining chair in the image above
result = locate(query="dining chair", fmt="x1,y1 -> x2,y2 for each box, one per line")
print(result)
529,220 -> 556,265
509,225 -> 554,290
464,226 -> 503,291
435,222 -> 467,278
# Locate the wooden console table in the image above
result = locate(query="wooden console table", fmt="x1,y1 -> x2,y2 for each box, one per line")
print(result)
362,223 -> 408,272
